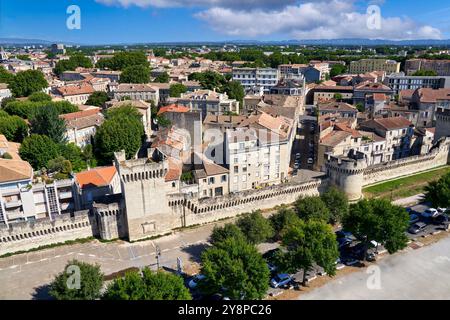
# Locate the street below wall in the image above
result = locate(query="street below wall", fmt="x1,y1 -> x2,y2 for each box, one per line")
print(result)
0,195 -> 444,300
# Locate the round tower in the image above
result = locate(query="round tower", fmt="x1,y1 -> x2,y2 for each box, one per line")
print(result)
325,152 -> 368,201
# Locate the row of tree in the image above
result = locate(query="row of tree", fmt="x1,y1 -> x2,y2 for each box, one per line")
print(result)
0,67 -> 48,97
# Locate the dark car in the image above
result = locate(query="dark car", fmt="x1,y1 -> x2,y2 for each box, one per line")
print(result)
432,214 -> 449,225
409,213 -> 420,225
408,222 -> 427,234
335,230 -> 354,239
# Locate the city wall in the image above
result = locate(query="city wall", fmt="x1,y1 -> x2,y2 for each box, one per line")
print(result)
0,211 -> 97,256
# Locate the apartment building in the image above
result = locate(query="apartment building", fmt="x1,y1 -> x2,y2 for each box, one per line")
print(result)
353,82 -> 394,106
405,59 -> 450,76
232,67 -> 279,93
60,108 -> 105,148
309,85 -> 354,104
349,59 -> 400,74
359,116 -> 414,161
173,89 -> 239,118
108,83 -> 159,105
410,88 -> 450,127
55,83 -> 95,105
318,101 -> 358,118
385,73 -> 450,95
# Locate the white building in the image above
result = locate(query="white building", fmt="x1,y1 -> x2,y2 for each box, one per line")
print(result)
232,67 -> 279,93
60,108 -> 105,148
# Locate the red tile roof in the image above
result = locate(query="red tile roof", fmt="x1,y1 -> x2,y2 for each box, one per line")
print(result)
158,104 -> 190,116
76,166 -> 117,189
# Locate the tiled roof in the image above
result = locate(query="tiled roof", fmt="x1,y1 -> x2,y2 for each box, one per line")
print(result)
320,131 -> 352,147
158,104 -> 190,115
116,84 -> 156,93
0,159 -> 33,184
415,88 -> 450,103
56,83 -> 95,96
361,116 -> 412,131
319,101 -> 357,112
76,166 -> 117,189
60,109 -> 104,130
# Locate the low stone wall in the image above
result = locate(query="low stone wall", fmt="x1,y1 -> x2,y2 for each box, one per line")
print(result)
363,144 -> 449,186
0,211 -> 96,256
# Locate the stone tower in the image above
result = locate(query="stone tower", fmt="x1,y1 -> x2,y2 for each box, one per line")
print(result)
435,110 -> 450,143
114,151 -> 183,241
325,150 -> 368,201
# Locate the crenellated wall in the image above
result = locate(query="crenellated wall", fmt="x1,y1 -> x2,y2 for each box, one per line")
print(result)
0,210 -> 96,256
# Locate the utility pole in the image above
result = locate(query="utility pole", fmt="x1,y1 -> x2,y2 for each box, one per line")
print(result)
155,245 -> 161,270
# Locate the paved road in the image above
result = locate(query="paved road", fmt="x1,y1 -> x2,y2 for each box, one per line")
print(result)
299,235 -> 450,300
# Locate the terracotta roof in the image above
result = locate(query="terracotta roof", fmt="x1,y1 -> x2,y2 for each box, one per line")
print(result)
165,158 -> 182,182
320,131 -> 352,147
116,84 -> 156,93
158,104 -> 190,115
354,81 -> 392,91
76,166 -> 117,189
415,88 -> 450,103
372,93 -> 387,101
335,123 -> 362,138
56,83 -> 95,96
0,159 -> 33,184
60,109 -> 104,130
60,108 -> 100,121
319,102 -> 357,112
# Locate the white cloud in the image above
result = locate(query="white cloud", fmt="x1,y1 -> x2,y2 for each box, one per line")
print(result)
195,1 -> 442,40
95,0 -> 295,9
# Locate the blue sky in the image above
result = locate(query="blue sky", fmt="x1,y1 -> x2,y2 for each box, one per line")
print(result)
0,0 -> 448,44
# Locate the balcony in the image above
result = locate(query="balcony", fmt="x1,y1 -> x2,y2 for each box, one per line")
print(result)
58,191 -> 73,200
4,200 -> 22,208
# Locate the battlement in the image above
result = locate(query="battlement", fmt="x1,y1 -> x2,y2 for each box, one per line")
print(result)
326,154 -> 368,175
114,151 -> 169,183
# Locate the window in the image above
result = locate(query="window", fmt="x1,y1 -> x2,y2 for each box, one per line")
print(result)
234,166 -> 239,174
243,166 -> 247,173
221,175 -> 227,182
172,182 -> 176,188
209,177 -> 215,185
242,175 -> 247,182
233,176 -> 238,183
239,142 -> 245,150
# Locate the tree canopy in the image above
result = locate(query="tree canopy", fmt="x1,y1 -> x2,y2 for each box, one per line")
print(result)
96,51 -> 149,71
154,72 -> 169,83
425,172 -> 450,208
49,260 -> 104,300
103,268 -> 191,300
295,196 -> 331,222
120,65 -> 150,84
330,64 -> 347,78
9,70 -> 48,97
236,211 -> 274,245
29,104 -> 67,144
189,71 -> 227,90
221,81 -> 245,105
275,219 -> 339,285
321,186 -> 349,224
210,223 -> 247,244
270,206 -> 301,240
28,92 -> 52,102
19,134 -> 60,170
412,70 -> 438,76
95,106 -> 144,163
0,66 -> 14,84
3,100 -> 78,119
54,54 -> 93,75
169,83 -> 187,98
86,91 -> 110,107
0,112 -> 28,142
343,198 -> 409,256
200,237 -> 270,300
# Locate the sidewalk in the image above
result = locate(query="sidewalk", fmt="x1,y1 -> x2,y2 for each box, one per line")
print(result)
393,194 -> 424,207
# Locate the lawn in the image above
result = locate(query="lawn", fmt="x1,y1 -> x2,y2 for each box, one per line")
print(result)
363,166 -> 450,201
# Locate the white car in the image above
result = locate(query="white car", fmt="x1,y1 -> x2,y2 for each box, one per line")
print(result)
307,158 -> 314,164
438,207 -> 448,214
188,274 -> 206,289
422,208 -> 439,219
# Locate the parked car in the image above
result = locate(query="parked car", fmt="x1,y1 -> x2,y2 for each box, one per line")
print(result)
408,222 -> 427,234
335,230 -> 354,239
270,274 -> 293,288
340,256 -> 359,266
422,208 -> 439,219
188,274 -> 206,289
294,162 -> 300,169
295,153 -> 301,160
409,213 -> 420,225
307,158 -> 314,165
432,214 -> 449,225
337,237 -> 353,249
437,207 -> 448,214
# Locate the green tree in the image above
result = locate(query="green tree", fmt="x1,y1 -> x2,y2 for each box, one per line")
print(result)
49,260 -> 104,300
59,143 -> 88,172
169,83 -> 187,98
221,81 -> 245,105
343,199 -> 409,258
103,268 -> 191,300
425,172 -> 450,208
120,65 -> 150,84
333,93 -> 343,101
270,206 -> 301,240
0,66 -> 14,84
3,100 -> 78,119
28,92 -> 52,102
330,64 -> 347,78
0,115 -> 28,142
47,156 -> 73,176
19,134 -> 60,170
54,54 -> 93,75
321,186 -> 349,224
275,220 -> 339,285
189,71 -> 226,90
29,104 -> 67,144
412,70 -> 438,76
96,51 -> 149,71
95,111 -> 144,163
154,72 -> 169,83
237,211 -> 274,245
200,237 -> 270,300
86,91 -> 110,106
210,223 -> 247,244
295,196 -> 331,222
9,70 -> 48,97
